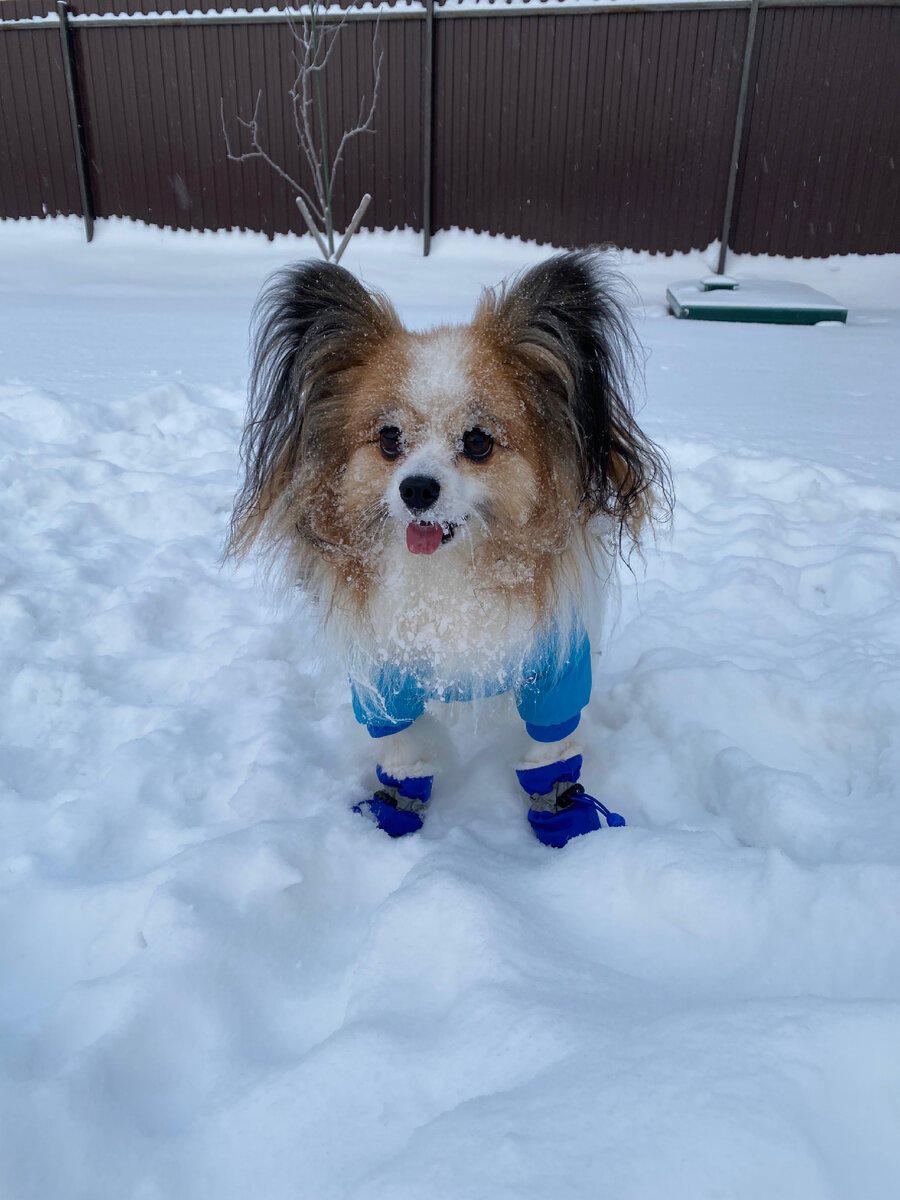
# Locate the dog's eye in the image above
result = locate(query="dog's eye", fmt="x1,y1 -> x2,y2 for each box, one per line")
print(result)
462,428 -> 494,461
378,426 -> 403,460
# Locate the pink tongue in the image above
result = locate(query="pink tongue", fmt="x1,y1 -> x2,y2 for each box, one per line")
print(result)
406,522 -> 444,555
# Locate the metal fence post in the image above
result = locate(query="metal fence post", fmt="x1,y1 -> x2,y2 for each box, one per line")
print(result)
717,0 -> 761,274
57,0 -> 95,242
423,0 -> 434,256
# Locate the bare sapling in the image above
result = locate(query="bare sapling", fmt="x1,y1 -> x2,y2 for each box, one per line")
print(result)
221,2 -> 382,263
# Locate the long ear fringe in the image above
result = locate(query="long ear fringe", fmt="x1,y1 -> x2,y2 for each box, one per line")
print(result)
225,261 -> 398,561
481,249 -> 673,557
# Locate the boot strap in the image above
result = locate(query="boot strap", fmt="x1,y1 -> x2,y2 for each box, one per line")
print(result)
528,781 -> 583,814
373,786 -> 428,816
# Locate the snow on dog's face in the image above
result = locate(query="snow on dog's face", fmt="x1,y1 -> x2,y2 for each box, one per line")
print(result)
227,254 -> 670,630
338,325 -> 557,566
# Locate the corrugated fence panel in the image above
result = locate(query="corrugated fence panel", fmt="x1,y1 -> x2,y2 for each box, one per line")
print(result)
0,25 -> 81,220
363,15 -> 423,234
432,9 -> 746,252
2,3 -> 898,255
3,1 -> 50,18
67,15 -> 421,236
732,3 -> 900,256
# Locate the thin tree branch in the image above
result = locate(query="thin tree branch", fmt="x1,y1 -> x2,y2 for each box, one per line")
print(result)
290,68 -> 327,217
296,194 -> 330,258
329,19 -> 382,199
220,92 -> 323,223
287,23 -> 328,218
333,192 -> 371,264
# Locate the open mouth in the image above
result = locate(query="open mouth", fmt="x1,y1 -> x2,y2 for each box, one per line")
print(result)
406,521 -> 457,555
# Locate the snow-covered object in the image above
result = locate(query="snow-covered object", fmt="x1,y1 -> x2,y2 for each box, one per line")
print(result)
1,218 -> 899,1199
668,277 -> 848,324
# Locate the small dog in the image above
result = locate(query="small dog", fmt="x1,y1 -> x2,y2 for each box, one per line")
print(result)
228,250 -> 670,845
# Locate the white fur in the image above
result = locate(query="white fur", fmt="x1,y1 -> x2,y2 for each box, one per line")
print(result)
375,720 -> 436,780
359,533 -> 537,692
405,328 -> 474,406
519,735 -> 582,771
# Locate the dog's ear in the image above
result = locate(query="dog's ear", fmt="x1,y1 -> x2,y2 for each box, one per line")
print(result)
475,250 -> 671,549
227,261 -> 399,559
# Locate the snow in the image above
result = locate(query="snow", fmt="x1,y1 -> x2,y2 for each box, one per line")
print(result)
0,0 -> 741,28
668,277 -> 849,316
1,216 -> 899,1199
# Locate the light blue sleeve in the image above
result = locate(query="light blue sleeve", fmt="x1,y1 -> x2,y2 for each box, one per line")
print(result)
350,668 -> 429,738
515,634 -> 592,741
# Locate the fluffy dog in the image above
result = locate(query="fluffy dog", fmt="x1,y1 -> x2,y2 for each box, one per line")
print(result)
228,250 -> 670,845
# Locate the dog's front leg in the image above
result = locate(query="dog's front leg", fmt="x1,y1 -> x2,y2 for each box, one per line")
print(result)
514,632 -> 625,847
354,722 -> 435,838
516,730 -> 626,848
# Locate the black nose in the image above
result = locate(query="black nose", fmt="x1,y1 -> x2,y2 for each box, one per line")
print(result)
399,474 -> 441,512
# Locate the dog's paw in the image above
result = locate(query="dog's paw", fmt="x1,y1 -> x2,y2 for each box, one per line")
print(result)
353,795 -> 425,838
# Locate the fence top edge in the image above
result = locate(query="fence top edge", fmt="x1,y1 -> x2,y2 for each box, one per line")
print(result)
2,0 -> 898,28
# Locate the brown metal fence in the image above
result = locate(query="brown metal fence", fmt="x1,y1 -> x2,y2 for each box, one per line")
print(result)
431,6 -> 749,252
1,0 -> 898,257
733,1 -> 900,256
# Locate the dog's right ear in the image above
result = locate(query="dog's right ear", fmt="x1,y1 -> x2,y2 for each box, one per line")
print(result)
226,261 -> 399,560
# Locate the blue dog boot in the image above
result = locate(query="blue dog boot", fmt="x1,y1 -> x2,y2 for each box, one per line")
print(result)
516,755 -> 625,848
354,766 -> 433,837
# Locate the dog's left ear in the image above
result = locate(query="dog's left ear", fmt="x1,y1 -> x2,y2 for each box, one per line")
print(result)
475,250 -> 671,548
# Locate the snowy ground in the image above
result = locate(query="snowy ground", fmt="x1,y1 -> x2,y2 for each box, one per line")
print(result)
1,219 -> 899,1200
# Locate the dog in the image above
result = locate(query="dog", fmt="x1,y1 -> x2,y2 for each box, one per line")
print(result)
227,250 -> 670,846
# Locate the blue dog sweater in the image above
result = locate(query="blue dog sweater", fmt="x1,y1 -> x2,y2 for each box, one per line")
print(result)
351,630 -> 592,742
